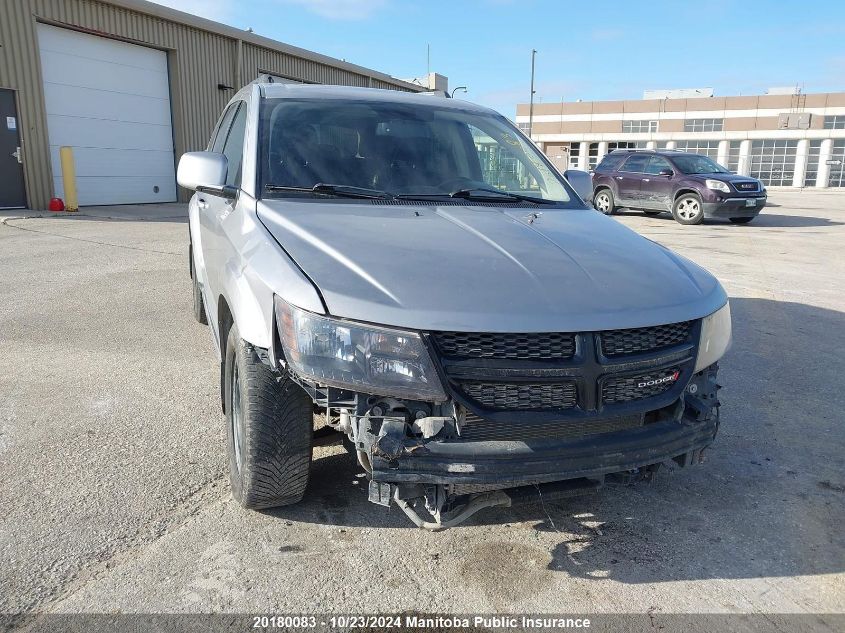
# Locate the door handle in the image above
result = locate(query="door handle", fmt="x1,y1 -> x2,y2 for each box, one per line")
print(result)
616,176 -> 623,180
642,178 -> 650,183
11,147 -> 21,164
197,198 -> 209,210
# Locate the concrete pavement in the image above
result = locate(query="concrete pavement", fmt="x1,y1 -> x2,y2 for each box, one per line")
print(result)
1,193 -> 843,618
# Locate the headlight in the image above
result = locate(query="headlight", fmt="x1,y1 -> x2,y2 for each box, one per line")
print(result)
695,302 -> 732,372
275,297 -> 446,401
705,179 -> 731,193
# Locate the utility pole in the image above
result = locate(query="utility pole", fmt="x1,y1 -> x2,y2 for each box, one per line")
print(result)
528,49 -> 537,139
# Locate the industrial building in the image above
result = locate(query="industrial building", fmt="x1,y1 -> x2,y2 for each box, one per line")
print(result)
0,0 -> 429,210
516,89 -> 845,188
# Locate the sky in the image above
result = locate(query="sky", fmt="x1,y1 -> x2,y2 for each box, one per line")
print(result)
150,0 -> 845,117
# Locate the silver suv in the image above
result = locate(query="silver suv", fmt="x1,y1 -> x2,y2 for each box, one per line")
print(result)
178,84 -> 731,529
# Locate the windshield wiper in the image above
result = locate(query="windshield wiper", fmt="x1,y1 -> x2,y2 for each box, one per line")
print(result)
265,183 -> 395,199
396,187 -> 558,205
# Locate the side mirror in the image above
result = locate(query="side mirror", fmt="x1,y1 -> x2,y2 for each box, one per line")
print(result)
563,169 -> 593,203
658,169 -> 674,177
177,151 -> 228,192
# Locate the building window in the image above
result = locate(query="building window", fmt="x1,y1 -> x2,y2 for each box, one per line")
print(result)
823,115 -> 845,130
830,140 -> 845,187
727,141 -> 742,173
684,118 -> 723,132
804,140 -> 823,187
749,139 -> 798,186
608,141 -> 649,152
673,140 -> 721,162
568,142 -> 581,169
588,142 -> 600,169
622,120 -> 658,133
516,121 -> 531,132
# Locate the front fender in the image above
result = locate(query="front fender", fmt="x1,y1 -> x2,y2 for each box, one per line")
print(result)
217,194 -> 325,355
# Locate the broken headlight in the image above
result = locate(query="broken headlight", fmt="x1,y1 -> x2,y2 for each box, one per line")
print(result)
695,301 -> 732,372
274,297 -> 446,401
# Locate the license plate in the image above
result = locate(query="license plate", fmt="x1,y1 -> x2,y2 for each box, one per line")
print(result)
745,199 -> 757,207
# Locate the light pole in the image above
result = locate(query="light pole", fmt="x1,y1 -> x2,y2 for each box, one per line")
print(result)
528,49 -> 537,139
450,86 -> 467,98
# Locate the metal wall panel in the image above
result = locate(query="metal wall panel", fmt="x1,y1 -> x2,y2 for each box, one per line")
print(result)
0,0 -> 420,208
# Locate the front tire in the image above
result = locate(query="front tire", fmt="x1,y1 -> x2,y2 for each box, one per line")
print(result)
593,188 -> 617,215
672,193 -> 704,225
729,216 -> 754,224
224,323 -> 313,509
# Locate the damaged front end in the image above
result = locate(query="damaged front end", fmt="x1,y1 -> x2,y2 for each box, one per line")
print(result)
272,296 -> 727,530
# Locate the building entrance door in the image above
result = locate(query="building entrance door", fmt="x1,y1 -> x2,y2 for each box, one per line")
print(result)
0,89 -> 26,209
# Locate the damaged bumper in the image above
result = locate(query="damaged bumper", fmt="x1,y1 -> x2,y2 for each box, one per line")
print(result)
371,414 -> 717,487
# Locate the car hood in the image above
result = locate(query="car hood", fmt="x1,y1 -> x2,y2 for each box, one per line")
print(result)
689,173 -> 759,184
257,200 -> 727,332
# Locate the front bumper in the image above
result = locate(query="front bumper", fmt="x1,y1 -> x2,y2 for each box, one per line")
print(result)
371,413 -> 718,487
703,196 -> 767,218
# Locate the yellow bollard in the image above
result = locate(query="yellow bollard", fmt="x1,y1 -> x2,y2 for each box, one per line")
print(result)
59,146 -> 79,212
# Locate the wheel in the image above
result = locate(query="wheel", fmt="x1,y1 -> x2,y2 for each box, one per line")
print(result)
224,323 -> 313,509
190,247 -> 208,325
643,211 -> 661,216
729,217 -> 754,224
593,188 -> 616,215
672,193 -> 704,225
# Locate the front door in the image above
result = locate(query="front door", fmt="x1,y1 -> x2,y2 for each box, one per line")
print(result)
0,89 -> 26,208
641,155 -> 675,209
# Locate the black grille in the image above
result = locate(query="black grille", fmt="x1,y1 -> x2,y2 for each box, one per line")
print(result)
461,411 -> 643,442
735,181 -> 759,191
461,382 -> 577,411
432,331 -> 576,361
600,321 -> 691,357
602,368 -> 680,404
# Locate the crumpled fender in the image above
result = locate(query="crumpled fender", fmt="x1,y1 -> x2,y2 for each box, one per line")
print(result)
217,196 -> 324,355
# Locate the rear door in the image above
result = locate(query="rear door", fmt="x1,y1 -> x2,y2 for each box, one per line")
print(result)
616,154 -> 650,206
641,155 -> 675,209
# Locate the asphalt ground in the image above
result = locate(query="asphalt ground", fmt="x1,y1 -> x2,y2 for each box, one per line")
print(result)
1,192 -> 843,622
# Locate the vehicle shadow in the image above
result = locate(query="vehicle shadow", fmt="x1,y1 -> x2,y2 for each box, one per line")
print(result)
267,298 -> 845,583
615,209 -> 842,228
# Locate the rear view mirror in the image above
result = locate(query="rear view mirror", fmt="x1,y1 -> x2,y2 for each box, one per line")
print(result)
177,151 -> 228,191
563,169 -> 593,204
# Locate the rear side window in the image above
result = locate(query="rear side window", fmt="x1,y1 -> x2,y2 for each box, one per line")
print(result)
619,154 -> 650,173
596,153 -> 626,171
221,103 -> 247,187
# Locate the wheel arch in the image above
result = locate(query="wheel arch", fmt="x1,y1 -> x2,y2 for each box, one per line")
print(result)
674,188 -> 702,201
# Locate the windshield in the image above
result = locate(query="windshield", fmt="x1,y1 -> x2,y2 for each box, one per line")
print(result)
259,98 -> 573,203
672,154 -> 731,174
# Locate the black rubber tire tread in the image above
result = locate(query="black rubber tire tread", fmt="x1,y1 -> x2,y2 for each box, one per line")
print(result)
729,216 -> 754,224
225,323 -> 312,509
671,193 -> 705,225
593,187 -> 617,215
190,251 -> 208,325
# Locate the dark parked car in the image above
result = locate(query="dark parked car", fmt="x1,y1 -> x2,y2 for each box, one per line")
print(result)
592,150 -> 767,225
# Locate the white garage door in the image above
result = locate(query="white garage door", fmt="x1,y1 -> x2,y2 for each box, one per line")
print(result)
38,24 -> 177,206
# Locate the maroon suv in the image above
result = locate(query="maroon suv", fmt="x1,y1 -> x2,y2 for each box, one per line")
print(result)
591,150 -> 767,225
